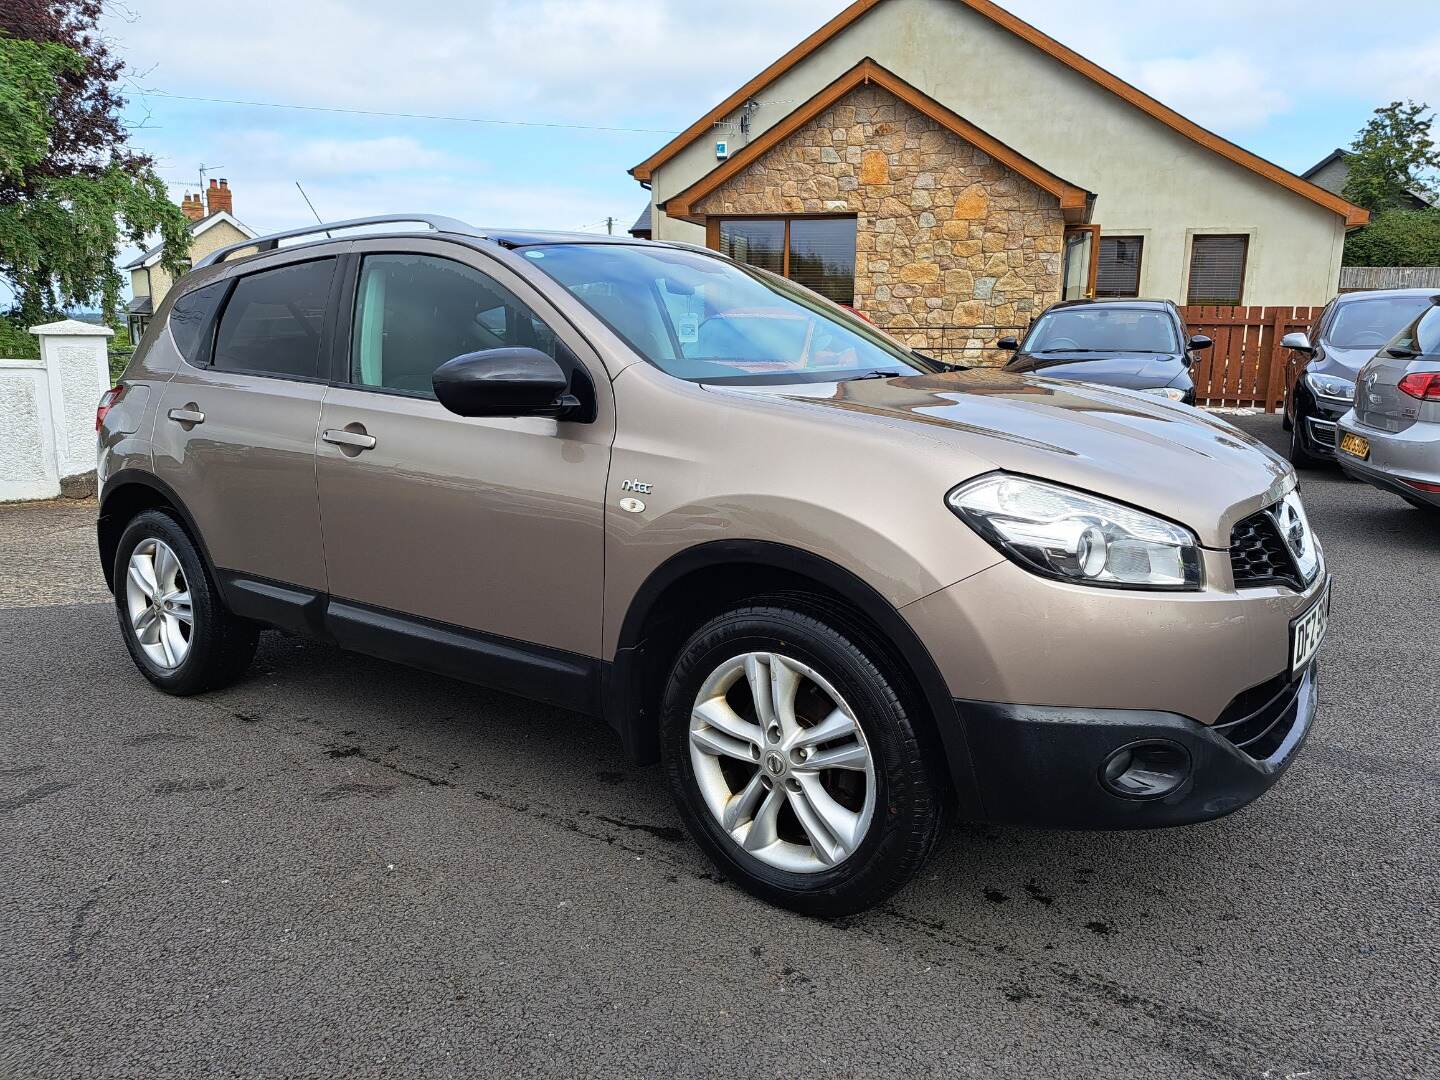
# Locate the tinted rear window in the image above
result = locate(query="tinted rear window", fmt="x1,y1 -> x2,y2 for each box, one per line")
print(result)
167,281 -> 226,362
213,259 -> 335,379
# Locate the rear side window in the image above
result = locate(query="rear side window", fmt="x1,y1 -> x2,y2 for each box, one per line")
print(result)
1394,304 -> 1440,356
350,253 -> 559,396
213,259 -> 336,379
167,282 -> 226,362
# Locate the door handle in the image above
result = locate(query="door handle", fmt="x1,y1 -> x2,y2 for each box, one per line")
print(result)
167,407 -> 205,425
322,428 -> 377,451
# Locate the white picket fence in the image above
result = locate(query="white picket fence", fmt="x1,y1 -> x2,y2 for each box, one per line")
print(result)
0,320 -> 113,502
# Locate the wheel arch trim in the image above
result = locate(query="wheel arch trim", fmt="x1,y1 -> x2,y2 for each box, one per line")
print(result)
98,470 -> 221,594
606,539 -> 985,818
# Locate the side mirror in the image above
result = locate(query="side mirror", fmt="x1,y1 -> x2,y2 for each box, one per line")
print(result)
1280,332 -> 1313,354
1188,335 -> 1213,351
996,336 -> 1020,351
432,347 -> 579,419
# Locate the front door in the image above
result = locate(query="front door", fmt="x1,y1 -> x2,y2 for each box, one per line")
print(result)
1062,224 -> 1100,301
314,240 -> 613,660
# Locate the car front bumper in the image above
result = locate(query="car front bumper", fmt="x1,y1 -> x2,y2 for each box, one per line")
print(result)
903,553 -> 1327,827
1335,414 -> 1440,507
955,663 -> 1316,827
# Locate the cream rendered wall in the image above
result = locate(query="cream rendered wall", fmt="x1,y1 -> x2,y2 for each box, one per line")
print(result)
649,0 -> 1345,306
138,219 -> 254,306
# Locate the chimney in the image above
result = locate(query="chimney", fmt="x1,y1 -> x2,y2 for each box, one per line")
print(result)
206,178 -> 233,217
179,193 -> 205,221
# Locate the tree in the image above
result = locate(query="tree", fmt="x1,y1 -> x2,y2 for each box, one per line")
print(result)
1342,100 -> 1440,213
1342,208 -> 1440,268
0,1 -> 189,325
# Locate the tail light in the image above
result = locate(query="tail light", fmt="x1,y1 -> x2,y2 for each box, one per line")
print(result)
1398,372 -> 1440,400
96,385 -> 124,431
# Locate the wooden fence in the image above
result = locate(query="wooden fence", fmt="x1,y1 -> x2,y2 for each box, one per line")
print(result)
1179,305 -> 1323,412
1339,266 -> 1440,292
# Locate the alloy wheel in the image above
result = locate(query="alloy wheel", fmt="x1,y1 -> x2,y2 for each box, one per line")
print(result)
124,538 -> 193,670
688,652 -> 876,874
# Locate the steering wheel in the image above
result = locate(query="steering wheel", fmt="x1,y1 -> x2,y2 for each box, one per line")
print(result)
1346,330 -> 1388,347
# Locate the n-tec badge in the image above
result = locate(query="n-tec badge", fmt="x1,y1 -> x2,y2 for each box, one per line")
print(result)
619,497 -> 646,514
619,478 -> 652,494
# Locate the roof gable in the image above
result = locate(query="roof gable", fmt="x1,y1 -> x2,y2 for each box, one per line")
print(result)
123,211 -> 258,269
664,59 -> 1090,223
632,0 -> 1369,227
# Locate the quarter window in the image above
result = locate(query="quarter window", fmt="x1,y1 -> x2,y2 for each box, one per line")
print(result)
350,254 -> 559,396
717,217 -> 857,306
1095,237 -> 1144,299
1187,235 -> 1248,306
212,259 -> 336,379
168,281 -> 227,363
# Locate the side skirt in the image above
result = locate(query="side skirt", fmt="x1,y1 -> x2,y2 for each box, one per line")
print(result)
217,571 -> 604,716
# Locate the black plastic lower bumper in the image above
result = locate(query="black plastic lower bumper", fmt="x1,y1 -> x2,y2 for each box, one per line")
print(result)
955,664 -> 1317,828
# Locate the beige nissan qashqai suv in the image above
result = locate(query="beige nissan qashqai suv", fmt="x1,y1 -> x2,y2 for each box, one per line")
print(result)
97,216 -> 1330,916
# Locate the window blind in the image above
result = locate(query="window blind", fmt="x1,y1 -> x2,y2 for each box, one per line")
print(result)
787,218 -> 856,305
1095,236 -> 1143,298
717,219 -> 784,275
1187,235 -> 1248,306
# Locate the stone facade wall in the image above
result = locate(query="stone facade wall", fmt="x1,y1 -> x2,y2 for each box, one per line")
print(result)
692,83 -> 1066,363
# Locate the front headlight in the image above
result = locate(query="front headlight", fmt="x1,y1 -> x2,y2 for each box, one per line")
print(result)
1304,371 -> 1355,402
947,474 -> 1204,590
1138,386 -> 1187,401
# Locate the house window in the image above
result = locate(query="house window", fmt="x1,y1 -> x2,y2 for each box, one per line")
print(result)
1096,236 -> 1144,298
1187,235 -> 1248,306
716,216 -> 856,306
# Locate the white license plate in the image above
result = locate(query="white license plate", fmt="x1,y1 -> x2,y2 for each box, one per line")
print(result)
1290,582 -> 1330,676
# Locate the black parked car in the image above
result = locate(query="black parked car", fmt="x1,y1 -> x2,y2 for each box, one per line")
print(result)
998,298 -> 1208,404
1281,288 -> 1439,468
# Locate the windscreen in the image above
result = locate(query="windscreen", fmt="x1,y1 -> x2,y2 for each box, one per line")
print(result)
1328,297 -> 1434,349
521,243 -> 933,384
1023,307 -> 1179,354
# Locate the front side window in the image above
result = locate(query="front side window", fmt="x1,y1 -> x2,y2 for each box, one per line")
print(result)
1327,296 -> 1435,350
717,217 -> 856,306
350,253 -> 559,396
525,243 -> 930,384
1023,306 -> 1179,354
213,259 -> 336,379
1095,237 -> 1144,299
1186,235 -> 1248,306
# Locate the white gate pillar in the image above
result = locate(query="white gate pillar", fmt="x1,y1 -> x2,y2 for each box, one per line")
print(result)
30,319 -> 113,497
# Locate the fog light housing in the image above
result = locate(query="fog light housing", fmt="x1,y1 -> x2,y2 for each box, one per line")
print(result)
1100,740 -> 1191,800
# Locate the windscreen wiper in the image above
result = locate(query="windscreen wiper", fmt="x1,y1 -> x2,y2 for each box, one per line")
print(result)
839,370 -> 904,382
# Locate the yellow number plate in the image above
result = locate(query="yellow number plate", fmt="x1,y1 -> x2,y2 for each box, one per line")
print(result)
1338,432 -> 1370,460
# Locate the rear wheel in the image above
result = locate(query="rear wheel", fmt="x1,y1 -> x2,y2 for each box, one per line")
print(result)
114,510 -> 259,695
660,601 -> 946,916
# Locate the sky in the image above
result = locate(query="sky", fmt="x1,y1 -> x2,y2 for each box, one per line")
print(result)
101,0 -> 1440,272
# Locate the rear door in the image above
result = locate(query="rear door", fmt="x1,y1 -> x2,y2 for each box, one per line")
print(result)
314,238 -> 613,659
152,253 -> 342,592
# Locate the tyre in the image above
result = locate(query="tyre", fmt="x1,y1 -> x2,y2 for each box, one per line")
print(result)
1288,408 -> 1324,469
660,600 -> 946,917
113,509 -> 259,695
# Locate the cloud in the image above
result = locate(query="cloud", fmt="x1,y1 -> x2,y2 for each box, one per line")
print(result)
1132,50 -> 1291,131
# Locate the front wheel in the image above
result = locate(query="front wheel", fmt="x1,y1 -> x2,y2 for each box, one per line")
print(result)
660,602 -> 946,916
1288,406 -> 1325,469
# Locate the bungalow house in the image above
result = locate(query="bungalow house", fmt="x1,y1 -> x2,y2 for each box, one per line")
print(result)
629,0 -> 1367,360
1302,149 -> 1435,210
124,179 -> 255,341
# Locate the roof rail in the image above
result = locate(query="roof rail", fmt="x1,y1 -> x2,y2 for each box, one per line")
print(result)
194,213 -> 483,269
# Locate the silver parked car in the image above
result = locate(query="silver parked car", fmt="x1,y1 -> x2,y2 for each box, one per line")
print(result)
1336,296 -> 1440,510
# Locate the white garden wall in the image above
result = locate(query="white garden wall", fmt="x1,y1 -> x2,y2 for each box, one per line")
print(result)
0,320 -> 112,503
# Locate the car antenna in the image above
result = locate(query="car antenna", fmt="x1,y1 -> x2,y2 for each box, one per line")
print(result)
295,181 -> 332,238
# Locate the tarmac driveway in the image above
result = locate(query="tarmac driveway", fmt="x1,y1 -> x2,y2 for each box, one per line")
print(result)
2,415 -> 1436,1079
